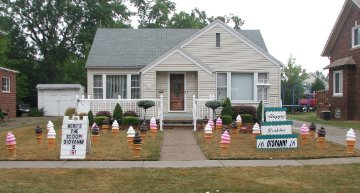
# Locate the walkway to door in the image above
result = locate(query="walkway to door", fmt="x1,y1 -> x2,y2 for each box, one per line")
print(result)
160,129 -> 206,161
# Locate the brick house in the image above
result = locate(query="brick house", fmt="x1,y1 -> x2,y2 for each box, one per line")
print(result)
0,67 -> 18,118
322,0 -> 360,120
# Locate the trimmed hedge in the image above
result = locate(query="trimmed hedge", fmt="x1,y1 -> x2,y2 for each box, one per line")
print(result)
94,116 -> 108,126
124,111 -> 139,117
28,108 -> 44,117
232,106 -> 256,120
88,110 -> 94,126
240,114 -> 253,123
221,98 -> 233,116
220,115 -> 232,125
95,111 -> 111,118
122,116 -> 140,126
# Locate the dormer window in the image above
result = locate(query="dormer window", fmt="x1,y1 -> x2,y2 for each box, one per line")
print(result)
352,25 -> 360,48
216,33 -> 220,47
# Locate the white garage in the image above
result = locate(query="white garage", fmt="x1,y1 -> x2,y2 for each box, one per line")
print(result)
37,84 -> 85,116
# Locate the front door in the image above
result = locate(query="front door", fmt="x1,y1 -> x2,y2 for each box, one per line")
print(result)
169,73 -> 185,111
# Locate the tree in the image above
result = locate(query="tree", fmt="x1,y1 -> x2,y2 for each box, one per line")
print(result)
312,77 -> 325,92
221,98 -> 233,116
229,14 -> 245,30
281,55 -> 308,106
131,0 -> 176,28
167,8 -> 210,29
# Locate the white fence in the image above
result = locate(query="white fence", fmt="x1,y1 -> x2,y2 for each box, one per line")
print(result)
192,95 -> 215,131
77,95 -> 164,131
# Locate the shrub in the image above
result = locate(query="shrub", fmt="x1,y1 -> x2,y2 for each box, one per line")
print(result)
113,103 -> 123,122
137,100 -> 155,121
232,105 -> 256,120
88,110 -> 94,126
0,108 -> 4,120
94,116 -> 108,126
95,111 -> 111,118
221,98 -> 233,116
124,111 -> 139,117
256,101 -> 263,123
241,114 -> 253,123
122,116 -> 140,126
220,115 -> 232,125
28,108 -> 44,117
65,107 -> 77,118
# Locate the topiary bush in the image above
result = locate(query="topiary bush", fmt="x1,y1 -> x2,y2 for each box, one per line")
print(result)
65,107 -> 77,118
124,111 -> 139,117
122,116 -> 140,126
28,108 -> 44,117
240,114 -> 253,123
221,98 -> 233,116
137,100 -> 155,122
113,103 -> 123,123
205,100 -> 223,120
95,111 -> 111,118
94,116 -> 108,126
256,101 -> 263,123
88,110 -> 94,126
220,115 -> 232,125
232,105 -> 256,120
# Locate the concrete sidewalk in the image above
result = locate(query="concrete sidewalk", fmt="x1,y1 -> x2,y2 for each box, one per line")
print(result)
1,157 -> 360,168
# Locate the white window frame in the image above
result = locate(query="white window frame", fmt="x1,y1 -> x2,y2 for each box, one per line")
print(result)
216,72 -> 227,100
352,25 -> 360,49
257,72 -> 269,101
131,74 -> 141,99
93,75 -> 103,99
1,77 -> 10,92
333,70 -> 343,97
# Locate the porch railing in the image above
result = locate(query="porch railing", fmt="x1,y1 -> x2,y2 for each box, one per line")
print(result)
76,95 -> 164,131
192,95 -> 215,131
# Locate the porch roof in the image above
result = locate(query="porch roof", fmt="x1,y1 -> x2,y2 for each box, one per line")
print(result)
323,56 -> 357,69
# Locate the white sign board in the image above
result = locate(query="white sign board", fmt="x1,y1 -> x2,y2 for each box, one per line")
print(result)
256,134 -> 298,149
261,124 -> 292,135
60,116 -> 88,160
265,111 -> 287,122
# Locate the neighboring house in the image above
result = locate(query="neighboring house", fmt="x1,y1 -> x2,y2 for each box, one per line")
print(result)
0,67 -> 18,118
303,73 -> 329,93
86,19 -> 282,119
322,0 -> 360,120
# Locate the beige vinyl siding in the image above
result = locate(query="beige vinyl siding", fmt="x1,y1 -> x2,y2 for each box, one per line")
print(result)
141,71 -> 156,99
183,25 -> 280,104
87,68 -> 140,97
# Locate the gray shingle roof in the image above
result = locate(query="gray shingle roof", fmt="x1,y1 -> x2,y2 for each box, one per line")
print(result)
86,28 -> 270,68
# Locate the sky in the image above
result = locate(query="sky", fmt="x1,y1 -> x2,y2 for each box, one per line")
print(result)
172,0 -> 345,73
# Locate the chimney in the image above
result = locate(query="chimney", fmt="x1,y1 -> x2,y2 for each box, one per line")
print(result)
216,16 -> 225,23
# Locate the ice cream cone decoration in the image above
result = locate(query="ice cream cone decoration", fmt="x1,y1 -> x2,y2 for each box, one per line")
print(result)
300,124 -> 309,145
216,117 -> 222,131
150,117 -> 158,138
346,128 -> 356,153
204,123 -> 213,143
236,115 -> 242,129
91,123 -> 100,144
208,119 -> 214,131
309,123 -> 316,139
112,120 -> 120,135
231,121 -> 238,134
133,132 -> 142,158
35,125 -> 43,145
46,120 -> 54,131
127,126 -> 136,148
6,132 -> 17,157
47,126 -> 56,150
317,126 -> 326,148
252,123 -> 261,141
220,131 -> 230,156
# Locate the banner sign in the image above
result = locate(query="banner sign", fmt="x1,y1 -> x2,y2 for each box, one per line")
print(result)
256,134 -> 298,149
261,121 -> 293,135
265,110 -> 287,122
60,116 -> 88,160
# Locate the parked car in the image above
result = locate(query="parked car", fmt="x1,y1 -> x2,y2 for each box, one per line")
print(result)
298,99 -> 317,112
18,104 -> 30,113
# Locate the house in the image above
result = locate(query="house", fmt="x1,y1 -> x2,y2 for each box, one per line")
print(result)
321,0 -> 360,120
85,19 -> 282,120
303,73 -> 329,94
0,67 -> 18,118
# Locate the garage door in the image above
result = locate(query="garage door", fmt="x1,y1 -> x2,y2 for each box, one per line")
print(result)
43,90 -> 76,116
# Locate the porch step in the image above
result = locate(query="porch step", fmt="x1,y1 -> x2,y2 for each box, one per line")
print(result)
163,119 -> 194,129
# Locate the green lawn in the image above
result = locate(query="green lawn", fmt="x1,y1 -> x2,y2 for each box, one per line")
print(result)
1,165 -> 360,192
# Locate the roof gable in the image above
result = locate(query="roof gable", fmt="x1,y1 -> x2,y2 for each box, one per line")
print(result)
178,20 -> 282,68
322,0 -> 360,56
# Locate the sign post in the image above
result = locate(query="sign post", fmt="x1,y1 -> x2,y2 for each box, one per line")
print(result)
60,116 -> 89,160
